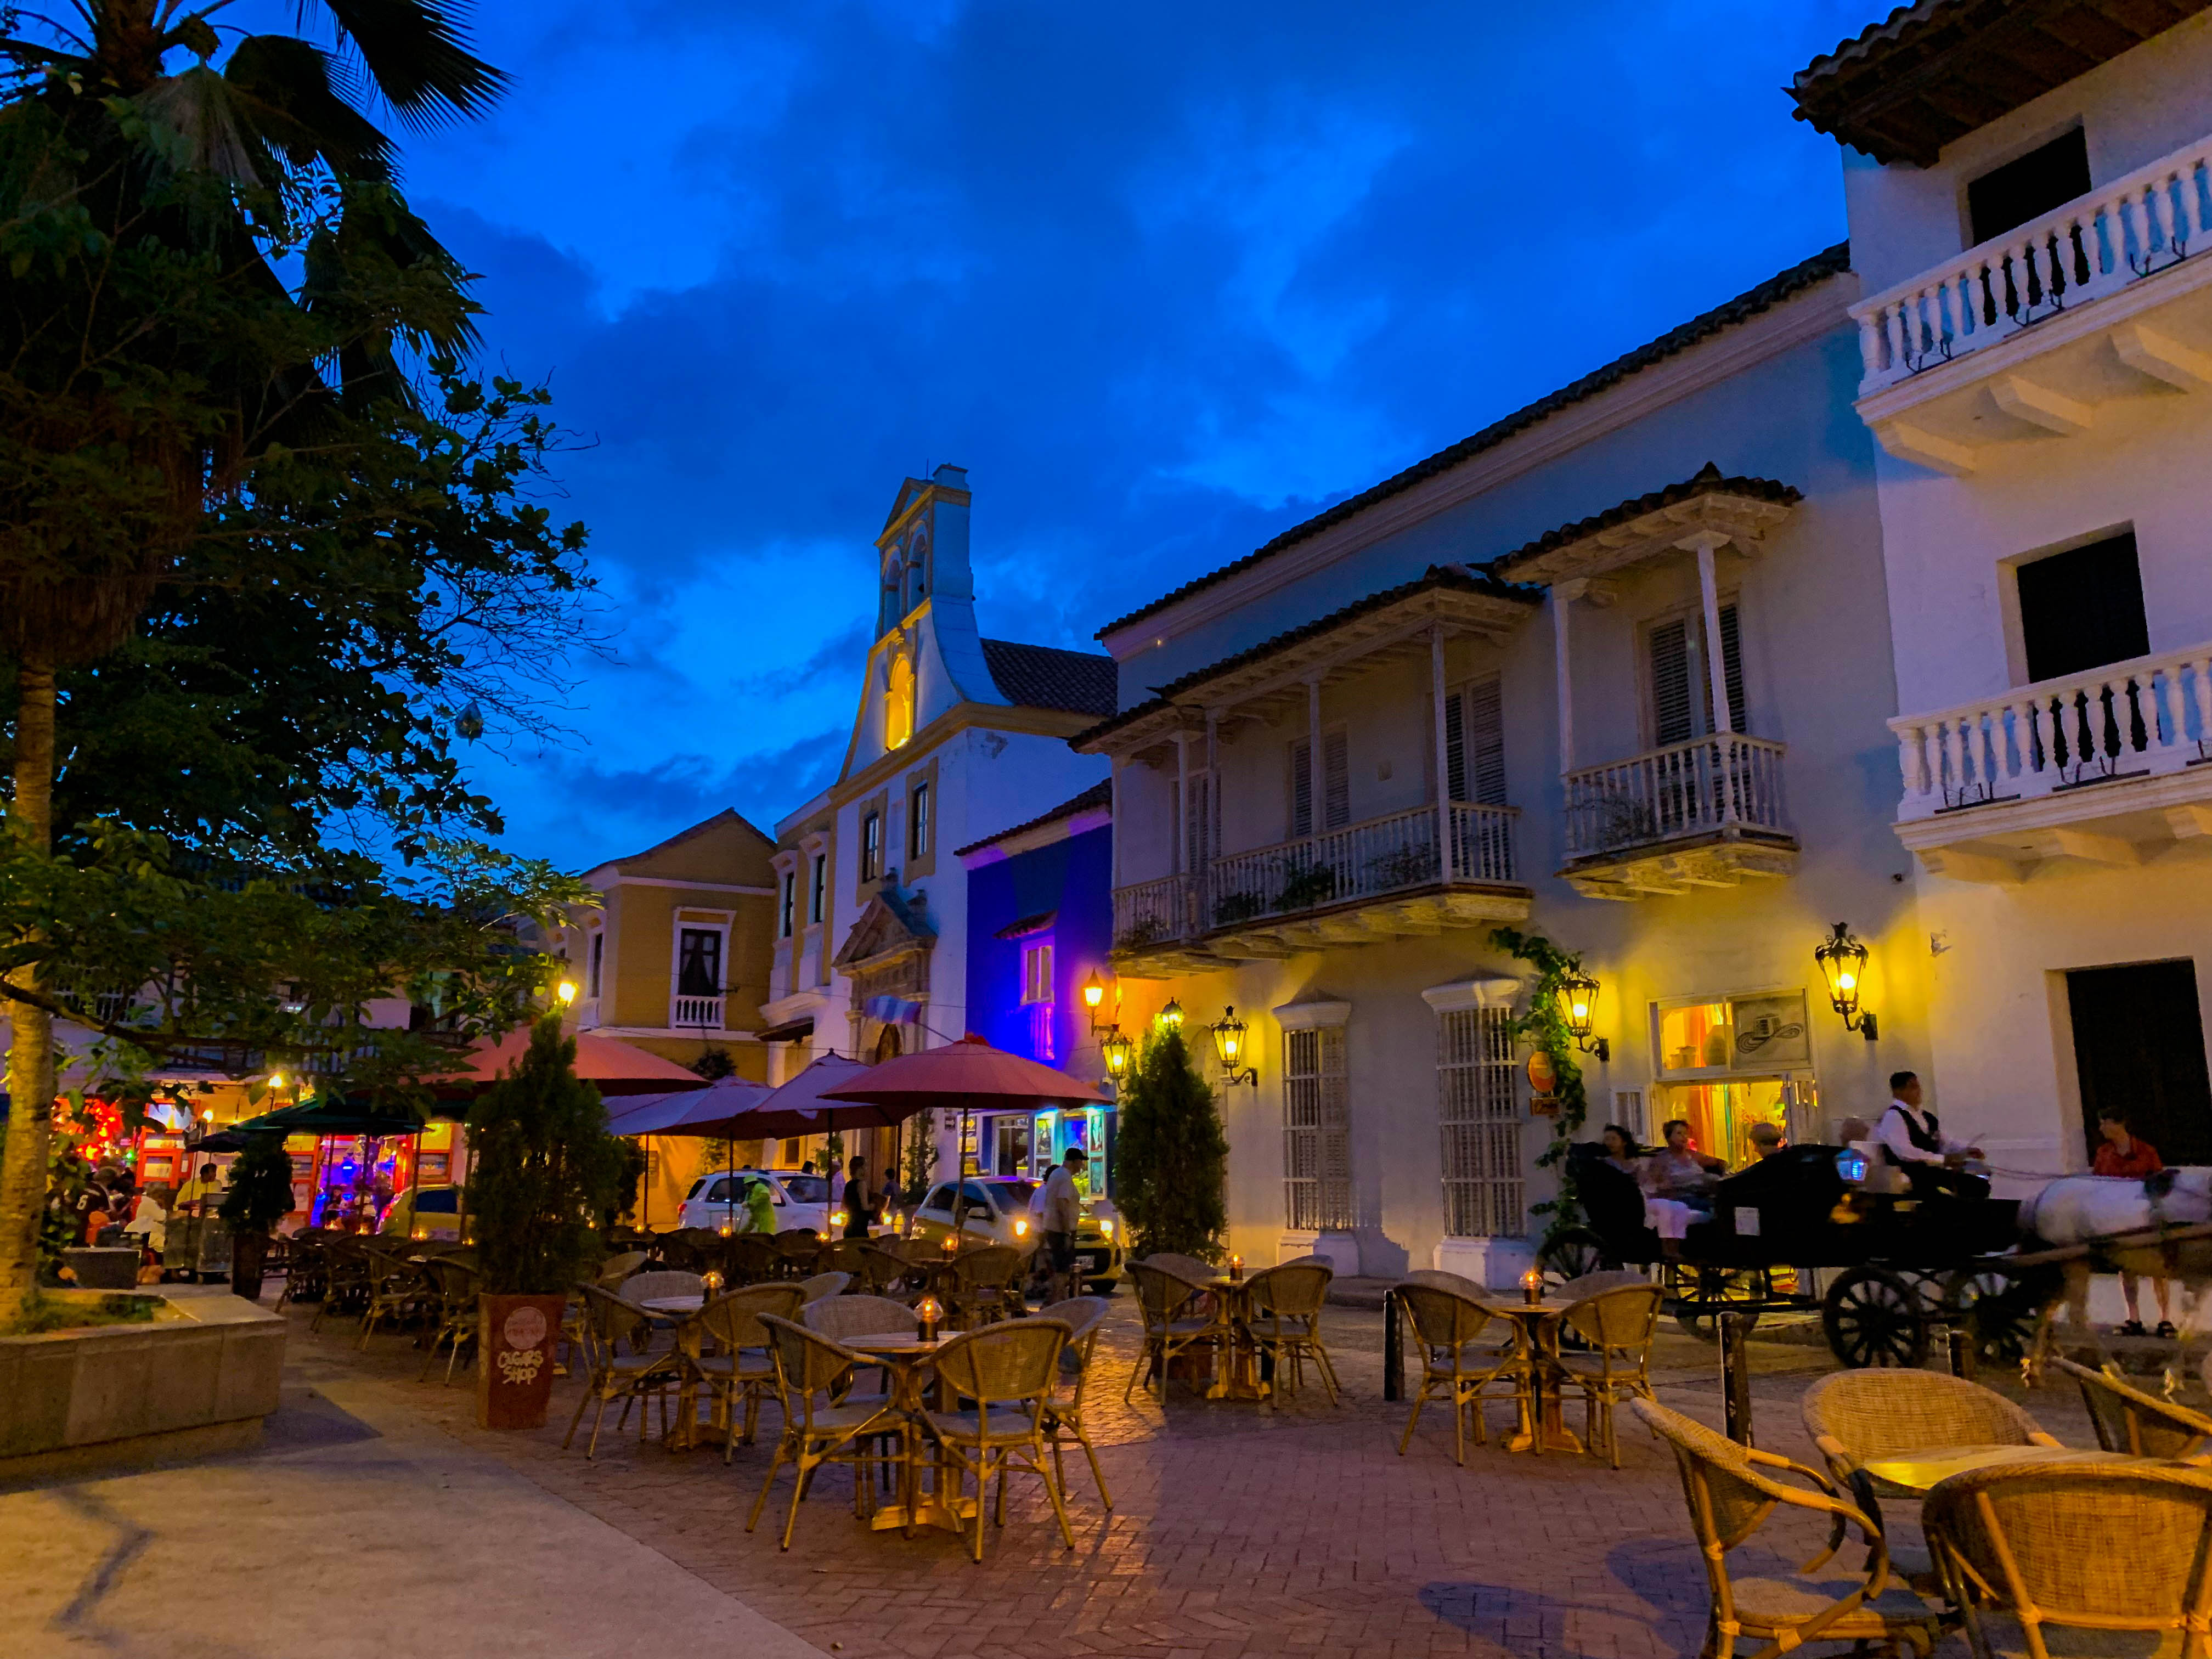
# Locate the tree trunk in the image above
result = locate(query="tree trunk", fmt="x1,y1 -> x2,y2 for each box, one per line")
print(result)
1,654 -> 58,1313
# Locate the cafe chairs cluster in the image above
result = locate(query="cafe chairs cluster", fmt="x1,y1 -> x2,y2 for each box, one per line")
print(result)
2053,1354 -> 2212,1459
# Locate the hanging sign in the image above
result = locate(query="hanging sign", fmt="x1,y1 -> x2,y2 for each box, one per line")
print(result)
1526,1049 -> 1560,1116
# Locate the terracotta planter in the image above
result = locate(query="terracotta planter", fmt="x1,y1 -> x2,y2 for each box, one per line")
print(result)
475,1293 -> 567,1430
230,1232 -> 269,1301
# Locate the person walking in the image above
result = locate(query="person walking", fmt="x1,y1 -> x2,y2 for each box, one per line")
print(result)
841,1156 -> 877,1239
1040,1148 -> 1085,1304
2093,1108 -> 2174,1338
740,1177 -> 777,1237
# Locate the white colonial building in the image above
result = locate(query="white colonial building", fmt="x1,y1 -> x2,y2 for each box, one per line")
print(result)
757,465 -> 1114,1176
1793,0 -> 2212,1180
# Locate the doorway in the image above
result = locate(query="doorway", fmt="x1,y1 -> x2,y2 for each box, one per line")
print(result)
2066,961 -> 2212,1165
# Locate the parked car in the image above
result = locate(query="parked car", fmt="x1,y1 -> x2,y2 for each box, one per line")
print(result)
379,1184 -> 464,1240
907,1175 -> 1124,1294
677,1168 -> 843,1235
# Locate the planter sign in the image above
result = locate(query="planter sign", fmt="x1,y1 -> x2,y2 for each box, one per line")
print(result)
476,1292 -> 566,1430
1525,1049 -> 1560,1115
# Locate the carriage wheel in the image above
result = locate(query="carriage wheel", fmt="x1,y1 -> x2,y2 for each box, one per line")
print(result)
1674,1266 -> 1765,1342
1945,1267 -> 2039,1369
1824,1266 -> 1929,1368
1536,1228 -> 1616,1289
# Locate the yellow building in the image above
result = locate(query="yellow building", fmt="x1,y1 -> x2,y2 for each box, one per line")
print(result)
560,808 -> 780,1224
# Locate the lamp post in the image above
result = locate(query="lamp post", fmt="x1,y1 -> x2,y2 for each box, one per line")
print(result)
1159,998 -> 1185,1032
1209,1006 -> 1258,1086
1814,922 -> 1879,1041
1556,970 -> 1610,1063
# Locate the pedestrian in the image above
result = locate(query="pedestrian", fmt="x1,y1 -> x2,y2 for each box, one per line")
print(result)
842,1155 -> 877,1238
125,1186 -> 171,1276
742,1177 -> 777,1237
2093,1108 -> 2174,1338
1747,1122 -> 1786,1160
174,1161 -> 221,1217
78,1168 -> 114,1244
1876,1071 -> 1987,1199
1040,1148 -> 1085,1303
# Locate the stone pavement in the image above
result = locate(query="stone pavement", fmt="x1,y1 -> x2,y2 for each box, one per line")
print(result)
5,1291 -> 2108,1659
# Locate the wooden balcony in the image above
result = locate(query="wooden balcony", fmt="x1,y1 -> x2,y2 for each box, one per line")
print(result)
1889,639 -> 2212,881
1559,734 -> 1797,900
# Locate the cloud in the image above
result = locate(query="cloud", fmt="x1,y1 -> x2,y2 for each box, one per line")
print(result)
377,0 -> 1883,868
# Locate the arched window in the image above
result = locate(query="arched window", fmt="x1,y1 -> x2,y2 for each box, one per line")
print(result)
884,654 -> 915,750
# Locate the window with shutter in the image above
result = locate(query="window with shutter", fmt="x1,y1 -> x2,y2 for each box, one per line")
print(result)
1447,676 -> 1506,805
1649,618 -> 1695,746
1288,740 -> 1313,838
1436,1006 -> 1522,1237
1283,1024 -> 1353,1231
1322,729 -> 1350,829
1713,603 -> 1747,736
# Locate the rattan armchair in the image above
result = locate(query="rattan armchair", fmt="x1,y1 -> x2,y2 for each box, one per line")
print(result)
1553,1280 -> 1663,1468
1634,1397 -> 1942,1659
564,1285 -> 684,1458
854,1241 -> 910,1296
922,1318 -> 1078,1561
2052,1355 -> 2212,1460
795,1270 -> 850,1304
726,1234 -> 781,1284
950,1245 -> 1026,1327
1145,1251 -> 1218,1282
1926,1458 -> 2212,1659
1244,1261 -> 1340,1404
416,1256 -> 482,1383
620,1268 -> 706,1306
1124,1261 -> 1227,1407
803,1293 -> 919,1342
686,1284 -> 804,1460
1801,1369 -> 2060,1495
1395,1282 -> 1523,1465
1402,1267 -> 1486,1299
773,1228 -> 823,1277
357,1246 -> 432,1348
310,1235 -> 371,1332
746,1313 -> 902,1549
594,1250 -> 648,1289
1036,1296 -> 1113,1510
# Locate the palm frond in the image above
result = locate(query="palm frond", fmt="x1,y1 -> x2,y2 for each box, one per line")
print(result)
222,33 -> 394,180
297,0 -> 506,130
135,64 -> 262,185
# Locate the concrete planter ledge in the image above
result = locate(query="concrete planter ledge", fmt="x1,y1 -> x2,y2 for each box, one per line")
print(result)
0,1286 -> 287,1486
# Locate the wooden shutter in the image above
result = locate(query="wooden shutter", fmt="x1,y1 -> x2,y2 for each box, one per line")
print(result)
1443,691 -> 1466,803
1455,676 -> 1506,805
1649,618 -> 1695,746
1322,729 -> 1350,830
1716,603 -> 1747,736
1289,741 -> 1313,838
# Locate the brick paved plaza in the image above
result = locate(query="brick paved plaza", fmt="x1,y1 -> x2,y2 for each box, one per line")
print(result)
206,1295 -> 2097,1659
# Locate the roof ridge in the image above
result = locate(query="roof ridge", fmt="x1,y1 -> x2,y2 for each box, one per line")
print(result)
952,777 -> 1114,858
1096,242 -> 1850,641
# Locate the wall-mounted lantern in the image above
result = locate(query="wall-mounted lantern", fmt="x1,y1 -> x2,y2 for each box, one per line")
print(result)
1814,922 -> 1878,1041
1159,998 -> 1186,1031
1556,970 -> 1610,1063
1081,970 -> 1109,1033
1099,1026 -> 1134,1080
1209,1006 -> 1258,1086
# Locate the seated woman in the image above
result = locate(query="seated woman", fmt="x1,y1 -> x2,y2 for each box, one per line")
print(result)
1599,1123 -> 1643,1175
1639,1119 -> 1727,1241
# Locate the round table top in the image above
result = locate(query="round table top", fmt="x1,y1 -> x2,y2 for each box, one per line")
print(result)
639,1295 -> 705,1313
1861,1442 -> 2137,1494
843,1333 -> 941,1356
1489,1297 -> 1571,1318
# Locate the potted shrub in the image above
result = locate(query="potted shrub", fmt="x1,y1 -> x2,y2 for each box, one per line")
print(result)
217,1134 -> 298,1301
466,1016 -> 625,1430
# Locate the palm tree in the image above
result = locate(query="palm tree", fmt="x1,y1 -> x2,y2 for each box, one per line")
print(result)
0,2 -> 507,1307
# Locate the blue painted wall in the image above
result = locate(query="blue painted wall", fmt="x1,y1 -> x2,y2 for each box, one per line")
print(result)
964,822 -> 1115,1077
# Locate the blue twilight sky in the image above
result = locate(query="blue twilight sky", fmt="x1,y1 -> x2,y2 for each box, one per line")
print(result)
366,0 -> 1882,868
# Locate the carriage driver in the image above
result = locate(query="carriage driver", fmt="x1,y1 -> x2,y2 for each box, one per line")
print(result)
1876,1071 -> 1989,1201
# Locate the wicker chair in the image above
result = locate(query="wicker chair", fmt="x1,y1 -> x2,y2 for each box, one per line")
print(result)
719,1235 -> 776,1284
1634,1397 -> 1942,1659
357,1247 -> 432,1348
1144,1251 -> 1218,1282
1926,1458 -> 2212,1659
1801,1369 -> 2061,1495
2052,1355 -> 2212,1460
416,1256 -> 482,1383
653,1233 -> 707,1273
1555,1268 -> 1654,1300
774,1228 -> 823,1277
1123,1261 -> 1227,1406
686,1284 -> 803,1461
563,1285 -> 684,1458
922,1318 -> 1078,1562
852,1242 -> 908,1296
1553,1280 -> 1663,1468
803,1293 -> 919,1343
1395,1283 -> 1523,1465
595,1250 -> 648,1289
746,1313 -> 901,1549
1244,1261 -> 1340,1404
795,1270 -> 850,1305
951,1245 -> 1026,1327
620,1268 -> 706,1307
1402,1267 -> 1487,1300
1036,1296 -> 1113,1510
310,1235 -> 372,1331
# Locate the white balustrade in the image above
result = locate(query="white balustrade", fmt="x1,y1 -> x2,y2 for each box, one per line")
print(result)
1206,802 -> 1520,924
1889,642 -> 2212,819
1562,735 -> 1788,859
1853,131 -> 2212,391
1449,802 -> 1520,885
1112,874 -> 1193,950
670,994 -> 724,1030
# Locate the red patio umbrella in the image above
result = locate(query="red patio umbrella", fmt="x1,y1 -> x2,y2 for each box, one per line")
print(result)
441,1028 -> 710,1097
606,1076 -> 774,1138
737,1052 -> 905,1138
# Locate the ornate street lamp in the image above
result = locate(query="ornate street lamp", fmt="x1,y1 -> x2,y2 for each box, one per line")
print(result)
1099,1025 -> 1134,1081
1556,970 -> 1609,1063
1159,998 -> 1186,1031
1081,969 -> 1109,1032
1209,1006 -> 1258,1086
1814,922 -> 1878,1041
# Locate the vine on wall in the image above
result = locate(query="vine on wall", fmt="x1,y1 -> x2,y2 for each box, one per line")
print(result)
1490,926 -> 1592,1247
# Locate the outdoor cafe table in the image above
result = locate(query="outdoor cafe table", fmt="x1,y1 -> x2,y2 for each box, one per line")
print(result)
1859,1442 -> 2142,1496
1484,1295 -> 1584,1455
1202,1276 -> 1271,1403
839,1333 -> 975,1535
639,1295 -> 713,1451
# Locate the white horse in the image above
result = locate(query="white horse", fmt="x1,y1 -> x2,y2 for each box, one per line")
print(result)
2015,1168 -> 2212,1381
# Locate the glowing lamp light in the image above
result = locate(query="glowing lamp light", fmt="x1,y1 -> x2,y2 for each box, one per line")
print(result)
1099,1026 -> 1133,1080
1082,970 -> 1105,1011
1098,1218 -> 1113,1238
1555,971 -> 1609,1063
556,979 -> 578,1006
830,1210 -> 847,1229
1814,922 -> 1878,1040
719,1222 -> 734,1237
1159,998 -> 1185,1031
1209,1006 -> 1257,1086
1228,1253 -> 1243,1282
942,1232 -> 960,1255
1013,1217 -> 1029,1237
1521,1267 -> 1545,1306
916,1295 -> 944,1342
268,1073 -> 285,1090
411,1227 -> 428,1242
701,1270 -> 725,1294
1835,1148 -> 1869,1184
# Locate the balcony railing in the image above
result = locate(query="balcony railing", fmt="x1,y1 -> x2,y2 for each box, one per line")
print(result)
1113,873 -> 1194,952
1853,131 -> 2212,393
670,994 -> 724,1030
1207,803 -> 1519,926
1563,735 -> 1788,860
1889,642 -> 2212,821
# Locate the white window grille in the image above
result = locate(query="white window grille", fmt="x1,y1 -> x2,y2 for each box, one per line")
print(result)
1283,1025 -> 1352,1231
1609,1086 -> 1648,1142
1436,1006 -> 1522,1238
1020,941 -> 1054,1004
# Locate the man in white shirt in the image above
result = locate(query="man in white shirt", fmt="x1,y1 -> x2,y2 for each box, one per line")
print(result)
1876,1071 -> 1987,1199
1040,1149 -> 1085,1302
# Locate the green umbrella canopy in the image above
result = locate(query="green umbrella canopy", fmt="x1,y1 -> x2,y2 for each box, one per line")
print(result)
229,1097 -> 426,1138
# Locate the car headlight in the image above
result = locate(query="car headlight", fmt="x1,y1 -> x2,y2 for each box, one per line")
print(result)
1012,1218 -> 1028,1236
1098,1218 -> 1113,1237
830,1211 -> 847,1228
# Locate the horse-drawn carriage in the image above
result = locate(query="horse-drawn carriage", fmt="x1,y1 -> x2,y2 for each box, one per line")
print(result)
1537,1141 -> 2036,1368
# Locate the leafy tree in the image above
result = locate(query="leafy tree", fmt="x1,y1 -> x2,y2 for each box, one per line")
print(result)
467,1017 -> 626,1296
1491,926 -> 1593,1245
1114,1025 -> 1228,1262
689,1047 -> 735,1081
216,1135 -> 296,1237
